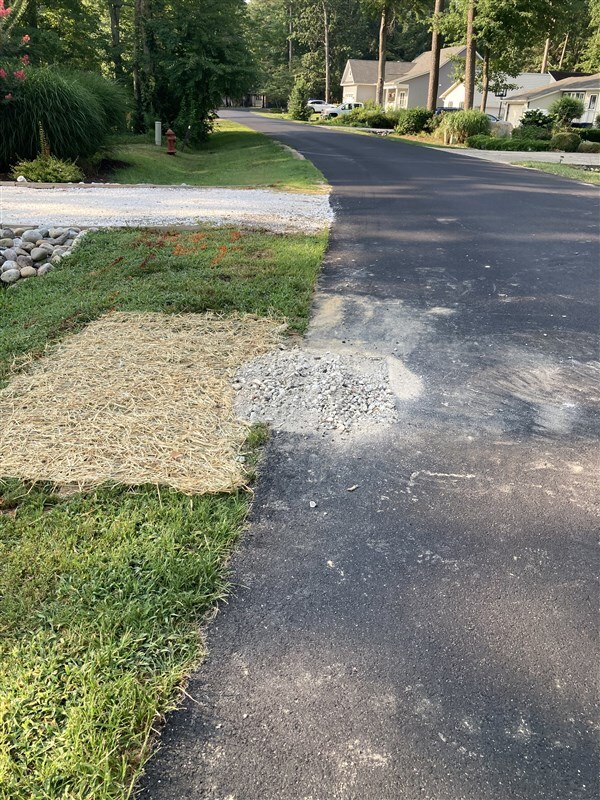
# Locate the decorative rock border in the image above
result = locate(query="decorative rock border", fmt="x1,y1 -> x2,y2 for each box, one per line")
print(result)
0,226 -> 91,285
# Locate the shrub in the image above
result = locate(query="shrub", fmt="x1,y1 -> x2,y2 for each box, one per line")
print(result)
512,125 -> 552,141
549,96 -> 585,128
329,103 -> 405,129
394,107 -> 434,135
466,134 -> 495,149
10,155 -> 84,182
287,77 -> 313,121
0,67 -> 125,170
579,128 -> 600,143
442,109 -> 490,143
520,109 -> 552,128
577,140 -> 600,153
426,112 -> 447,133
596,113 -> 600,127
334,105 -> 396,128
550,132 -> 581,152
466,135 -> 551,151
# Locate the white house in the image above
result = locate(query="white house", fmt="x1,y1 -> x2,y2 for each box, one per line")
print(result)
440,73 -> 555,117
340,59 -> 413,103
383,45 -> 469,110
502,73 -> 600,125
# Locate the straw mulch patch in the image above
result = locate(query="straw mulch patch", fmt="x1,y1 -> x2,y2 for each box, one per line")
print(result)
0,312 -> 283,493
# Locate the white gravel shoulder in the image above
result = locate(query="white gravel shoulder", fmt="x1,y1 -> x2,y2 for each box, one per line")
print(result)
0,185 -> 333,234
234,348 -> 404,438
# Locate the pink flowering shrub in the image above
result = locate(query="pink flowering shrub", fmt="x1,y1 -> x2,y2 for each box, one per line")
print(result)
0,0 -> 30,104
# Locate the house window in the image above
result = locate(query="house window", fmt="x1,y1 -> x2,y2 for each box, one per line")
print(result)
446,100 -> 453,108
388,89 -> 396,104
459,101 -> 464,109
398,91 -> 406,108
568,92 -> 585,101
589,94 -> 597,110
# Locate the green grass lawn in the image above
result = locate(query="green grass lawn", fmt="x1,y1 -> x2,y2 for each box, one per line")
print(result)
0,479 -> 249,800
111,119 -> 326,192
0,227 -> 327,388
515,161 -> 600,185
0,227 -> 326,798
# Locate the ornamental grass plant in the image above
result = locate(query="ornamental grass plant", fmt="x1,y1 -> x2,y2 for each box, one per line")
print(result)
0,67 -> 127,170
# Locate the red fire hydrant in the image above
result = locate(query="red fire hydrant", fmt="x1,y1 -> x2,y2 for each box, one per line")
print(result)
166,128 -> 177,156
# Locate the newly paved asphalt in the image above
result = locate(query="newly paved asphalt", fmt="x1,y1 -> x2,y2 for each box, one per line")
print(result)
141,112 -> 599,800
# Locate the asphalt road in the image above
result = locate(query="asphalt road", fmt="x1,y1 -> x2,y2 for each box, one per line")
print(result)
141,112 -> 599,800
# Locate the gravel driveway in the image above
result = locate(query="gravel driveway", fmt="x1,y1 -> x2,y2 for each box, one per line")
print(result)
0,185 -> 333,233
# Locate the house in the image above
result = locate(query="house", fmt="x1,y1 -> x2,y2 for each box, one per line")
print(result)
440,73 -> 555,117
383,45 -> 469,110
502,73 -> 600,125
341,59 -> 413,103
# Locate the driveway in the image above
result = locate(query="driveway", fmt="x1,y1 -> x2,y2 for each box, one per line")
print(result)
0,184 -> 332,233
141,110 -> 599,800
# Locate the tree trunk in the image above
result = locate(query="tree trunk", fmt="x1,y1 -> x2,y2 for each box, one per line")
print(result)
323,1 -> 330,103
133,0 -> 144,131
540,36 -> 550,72
427,0 -> 445,111
376,5 -> 388,107
464,0 -> 476,110
107,0 -> 124,81
479,46 -> 490,112
288,3 -> 293,71
558,32 -> 569,69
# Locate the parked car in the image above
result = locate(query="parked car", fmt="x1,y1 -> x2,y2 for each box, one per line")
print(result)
434,106 -> 459,115
322,101 -> 364,119
307,99 -> 327,113
486,113 -> 499,122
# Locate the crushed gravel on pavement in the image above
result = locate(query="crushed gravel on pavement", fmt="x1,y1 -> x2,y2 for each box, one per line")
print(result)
234,348 -> 400,436
0,186 -> 333,234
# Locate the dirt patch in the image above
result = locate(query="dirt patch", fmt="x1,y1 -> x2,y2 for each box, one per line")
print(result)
0,312 -> 283,493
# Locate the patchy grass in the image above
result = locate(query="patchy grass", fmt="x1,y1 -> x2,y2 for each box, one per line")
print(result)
514,161 -> 600,185
111,119 -> 326,192
0,227 -> 327,387
0,478 -> 251,799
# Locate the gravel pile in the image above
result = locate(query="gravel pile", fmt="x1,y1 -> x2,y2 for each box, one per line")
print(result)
0,226 -> 88,285
234,349 -> 399,435
2,186 -> 333,234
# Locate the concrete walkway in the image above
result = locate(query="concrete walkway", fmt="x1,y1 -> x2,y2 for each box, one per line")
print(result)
447,149 -> 600,166
141,110 -> 599,800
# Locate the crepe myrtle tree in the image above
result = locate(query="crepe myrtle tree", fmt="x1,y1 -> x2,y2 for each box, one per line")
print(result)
0,0 -> 30,104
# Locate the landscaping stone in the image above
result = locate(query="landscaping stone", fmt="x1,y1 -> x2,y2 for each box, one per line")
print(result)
21,229 -> 44,243
31,247 -> 49,262
0,269 -> 21,284
0,226 -> 86,286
